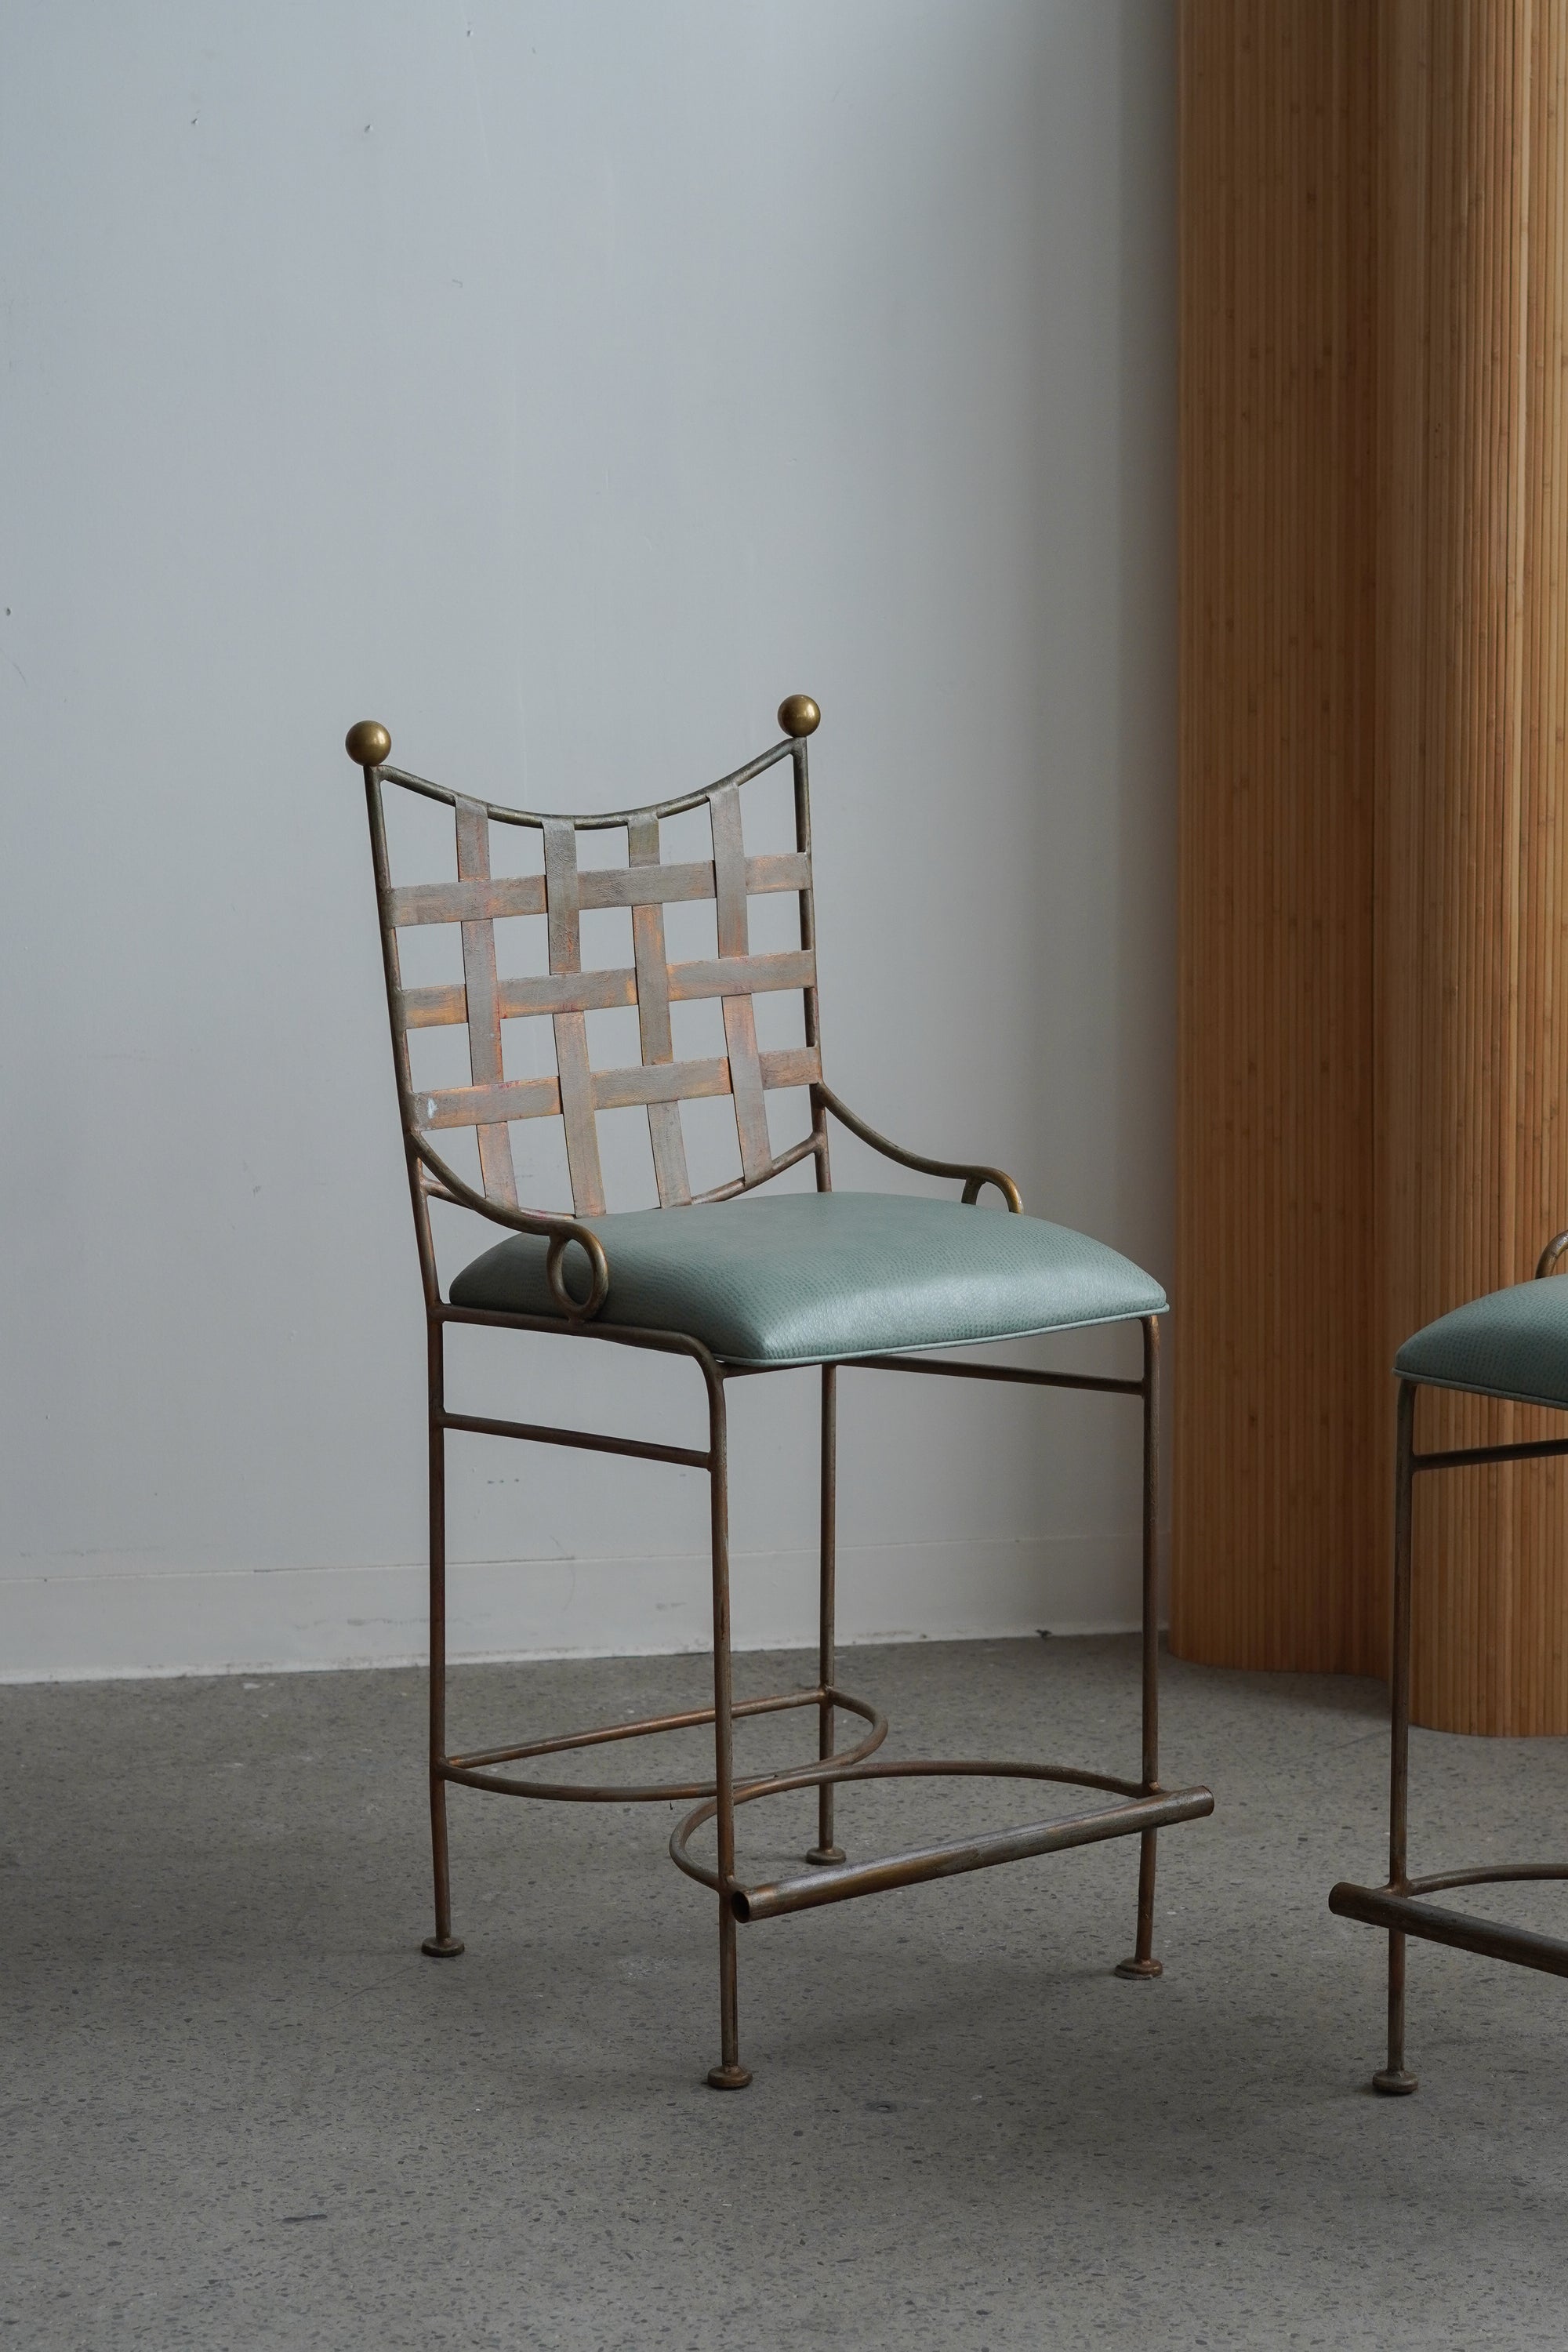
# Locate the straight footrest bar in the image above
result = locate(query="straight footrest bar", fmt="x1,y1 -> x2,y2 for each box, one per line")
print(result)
670,1759 -> 1212,1916
1329,1881 -> 1568,1978
733,1785 -> 1212,1921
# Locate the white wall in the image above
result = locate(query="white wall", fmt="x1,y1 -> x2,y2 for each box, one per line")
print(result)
0,0 -> 1178,1679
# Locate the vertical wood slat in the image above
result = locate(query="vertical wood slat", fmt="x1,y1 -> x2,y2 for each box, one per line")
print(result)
542,820 -> 607,1217
1177,0 -> 1568,1733
1522,0 -> 1568,1735
453,797 -> 519,1208
709,782 -> 773,1182
1377,0 -> 1568,1735
628,811 -> 692,1205
1173,0 -> 1381,1678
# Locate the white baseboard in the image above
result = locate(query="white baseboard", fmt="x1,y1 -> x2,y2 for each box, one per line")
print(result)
0,1533 -> 1152,1682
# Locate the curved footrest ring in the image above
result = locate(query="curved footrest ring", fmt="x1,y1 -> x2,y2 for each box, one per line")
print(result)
670,1758 -> 1214,1921
435,1682 -> 886,1804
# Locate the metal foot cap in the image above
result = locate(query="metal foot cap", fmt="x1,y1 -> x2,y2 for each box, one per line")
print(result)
1373,2067 -> 1418,2096
805,1844 -> 846,1867
706,2063 -> 753,2091
1114,1955 -> 1163,1980
421,1936 -> 466,1958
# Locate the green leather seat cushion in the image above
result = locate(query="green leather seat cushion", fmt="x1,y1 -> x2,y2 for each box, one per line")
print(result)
1395,1277 -> 1568,1410
448,1191 -> 1166,1367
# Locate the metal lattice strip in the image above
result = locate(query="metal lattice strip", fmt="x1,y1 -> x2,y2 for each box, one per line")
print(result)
452,797 -> 519,1208
543,819 -> 608,1217
709,782 -> 773,1182
628,811 -> 692,1205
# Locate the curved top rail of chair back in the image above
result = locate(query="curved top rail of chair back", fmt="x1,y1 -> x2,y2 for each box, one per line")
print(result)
349,706 -> 826,1238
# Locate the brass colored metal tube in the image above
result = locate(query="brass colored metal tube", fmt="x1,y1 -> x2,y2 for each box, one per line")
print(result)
1330,1883 -> 1568,1980
731,1786 -> 1213,1923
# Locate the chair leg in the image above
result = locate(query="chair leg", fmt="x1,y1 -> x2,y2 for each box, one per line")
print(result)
1374,1379 -> 1419,2094
808,1363 -> 847,1867
1116,1315 -> 1164,1981
423,1323 -> 463,1959
705,1371 -> 751,2089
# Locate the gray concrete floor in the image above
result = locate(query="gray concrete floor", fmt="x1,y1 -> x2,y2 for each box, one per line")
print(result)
5,1636 -> 1568,2350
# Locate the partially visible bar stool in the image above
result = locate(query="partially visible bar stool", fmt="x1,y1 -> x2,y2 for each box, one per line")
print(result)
1330,1232 -> 1568,2092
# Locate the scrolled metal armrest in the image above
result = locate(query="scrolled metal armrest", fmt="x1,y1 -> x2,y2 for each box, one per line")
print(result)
1537,1230 -> 1568,1279
818,1082 -> 1022,1213
407,1131 -> 610,1319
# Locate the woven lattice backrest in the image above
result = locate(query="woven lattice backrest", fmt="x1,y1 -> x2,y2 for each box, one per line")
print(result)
371,740 -> 821,1216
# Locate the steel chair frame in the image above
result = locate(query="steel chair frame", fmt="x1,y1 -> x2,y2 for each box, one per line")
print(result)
347,700 -> 1213,2089
1330,1232 -> 1568,2095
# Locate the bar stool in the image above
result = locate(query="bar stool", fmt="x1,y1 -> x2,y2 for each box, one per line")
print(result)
347,698 -> 1214,2088
1330,1234 -> 1568,2092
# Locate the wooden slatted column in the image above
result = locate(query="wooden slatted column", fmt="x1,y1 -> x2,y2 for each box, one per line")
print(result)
1172,0 -> 1382,1676
1175,0 -> 1568,1733
1376,0 -> 1568,1733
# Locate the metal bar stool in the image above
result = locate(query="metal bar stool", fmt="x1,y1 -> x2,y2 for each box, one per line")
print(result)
1331,1232 -> 1568,2093
347,697 -> 1214,2089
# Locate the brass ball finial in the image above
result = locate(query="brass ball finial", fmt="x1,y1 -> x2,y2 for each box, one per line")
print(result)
777,694 -> 821,739
345,719 -> 392,768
